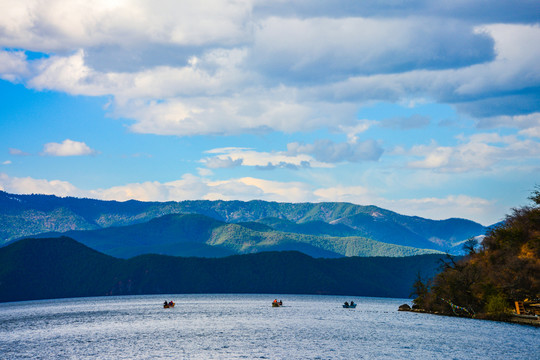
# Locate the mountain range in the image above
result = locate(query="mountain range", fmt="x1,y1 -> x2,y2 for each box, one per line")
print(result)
0,190 -> 489,257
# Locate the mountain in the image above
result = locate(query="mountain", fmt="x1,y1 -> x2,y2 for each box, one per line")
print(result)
0,236 -> 448,303
0,191 -> 488,254
21,213 -> 440,258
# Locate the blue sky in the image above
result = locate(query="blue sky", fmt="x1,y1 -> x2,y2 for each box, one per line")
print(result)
1,1 -> 539,225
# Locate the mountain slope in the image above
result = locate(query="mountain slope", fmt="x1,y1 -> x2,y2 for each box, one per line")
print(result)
0,237 -> 448,303
0,191 -> 489,253
22,213 -> 441,258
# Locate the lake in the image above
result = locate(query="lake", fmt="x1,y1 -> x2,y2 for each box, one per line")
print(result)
0,294 -> 538,359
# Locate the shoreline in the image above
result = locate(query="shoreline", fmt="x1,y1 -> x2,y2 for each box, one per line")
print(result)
398,306 -> 540,327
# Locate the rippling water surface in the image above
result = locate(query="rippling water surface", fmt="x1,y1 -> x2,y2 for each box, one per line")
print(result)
0,294 -> 538,359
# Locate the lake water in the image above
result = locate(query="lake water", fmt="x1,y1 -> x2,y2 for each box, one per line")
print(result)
0,294 -> 538,359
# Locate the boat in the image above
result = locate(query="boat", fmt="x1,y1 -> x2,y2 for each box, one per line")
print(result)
164,301 -> 175,308
342,303 -> 357,308
272,302 -> 281,307
272,300 -> 283,307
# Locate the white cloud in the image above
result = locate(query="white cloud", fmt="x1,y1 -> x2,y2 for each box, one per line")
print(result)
0,173 -> 82,196
2,160 -> 12,165
208,177 -> 314,203
42,139 -> 96,156
250,16 -> 493,80
338,120 -> 376,143
379,195 -> 497,225
0,0 -> 253,52
407,133 -> 540,172
0,50 -> 28,82
0,5 -> 537,137
197,168 -> 213,177
314,185 -> 372,204
0,3 -> 538,139
95,174 -> 211,202
203,147 -> 331,169
310,24 -> 540,116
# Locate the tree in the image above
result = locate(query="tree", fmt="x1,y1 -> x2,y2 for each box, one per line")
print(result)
410,272 -> 429,309
413,188 -> 540,317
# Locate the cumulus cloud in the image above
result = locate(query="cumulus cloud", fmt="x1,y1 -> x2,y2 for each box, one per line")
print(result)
379,195 -> 497,225
203,147 -> 330,169
0,172 -> 313,204
42,139 -> 96,156
204,141 -> 383,169
314,185 -> 373,204
0,2 -> 537,137
209,177 -> 315,203
0,173 -> 82,196
250,16 -> 494,82
407,133 -> 540,172
309,24 -> 540,118
0,0 -> 252,54
0,50 -> 29,82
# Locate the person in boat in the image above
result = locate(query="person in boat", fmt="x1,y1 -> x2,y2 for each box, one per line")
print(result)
350,301 -> 355,307
273,299 -> 278,304
164,301 -> 168,306
344,301 -> 349,307
279,300 -> 283,306
169,301 -> 174,306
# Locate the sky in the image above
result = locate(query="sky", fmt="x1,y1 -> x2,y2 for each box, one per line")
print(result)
0,0 -> 539,225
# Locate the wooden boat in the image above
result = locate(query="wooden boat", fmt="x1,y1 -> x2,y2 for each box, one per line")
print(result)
342,303 -> 357,308
272,301 -> 283,307
164,302 -> 175,308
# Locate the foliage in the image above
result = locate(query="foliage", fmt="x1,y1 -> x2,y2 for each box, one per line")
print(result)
410,272 -> 430,309
415,188 -> 540,317
484,294 -> 511,320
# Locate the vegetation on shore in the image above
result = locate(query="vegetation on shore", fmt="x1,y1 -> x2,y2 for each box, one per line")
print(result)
411,188 -> 540,321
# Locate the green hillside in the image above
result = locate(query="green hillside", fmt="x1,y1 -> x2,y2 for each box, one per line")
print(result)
23,213 -> 442,258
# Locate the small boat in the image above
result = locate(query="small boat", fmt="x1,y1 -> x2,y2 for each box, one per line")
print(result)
272,302 -> 281,307
272,300 -> 283,307
164,302 -> 175,308
343,303 -> 357,308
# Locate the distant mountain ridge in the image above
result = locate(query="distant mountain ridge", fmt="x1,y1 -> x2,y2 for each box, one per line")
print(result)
0,191 -> 488,255
21,213 -> 441,258
0,236 -> 448,303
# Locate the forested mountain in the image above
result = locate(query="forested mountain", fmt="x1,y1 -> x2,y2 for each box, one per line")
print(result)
0,236 -> 447,303
0,191 -> 488,255
22,213 -> 440,258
